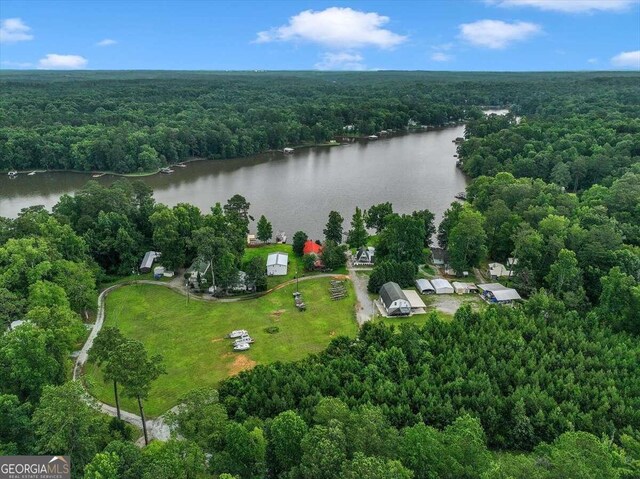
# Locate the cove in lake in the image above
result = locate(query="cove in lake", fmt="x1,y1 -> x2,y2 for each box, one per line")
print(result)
0,125 -> 468,238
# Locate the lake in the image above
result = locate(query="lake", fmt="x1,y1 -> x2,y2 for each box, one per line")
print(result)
0,125 -> 468,238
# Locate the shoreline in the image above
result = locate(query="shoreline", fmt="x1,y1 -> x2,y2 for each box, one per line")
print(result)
1,123 -> 468,179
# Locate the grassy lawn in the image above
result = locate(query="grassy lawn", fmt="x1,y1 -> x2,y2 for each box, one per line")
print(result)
243,244 -> 305,289
84,277 -> 357,416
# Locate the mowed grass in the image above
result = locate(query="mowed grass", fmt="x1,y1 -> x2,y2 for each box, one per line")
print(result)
243,243 -> 304,289
84,277 -> 357,416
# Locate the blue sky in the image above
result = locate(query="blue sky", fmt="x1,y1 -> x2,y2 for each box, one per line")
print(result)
1,0 -> 639,71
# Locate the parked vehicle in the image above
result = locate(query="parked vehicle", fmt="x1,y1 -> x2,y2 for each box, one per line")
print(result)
233,342 -> 250,351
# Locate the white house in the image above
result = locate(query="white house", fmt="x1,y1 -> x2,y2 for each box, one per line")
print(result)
488,262 -> 513,279
415,278 -> 435,294
430,278 -> 454,294
379,282 -> 411,316
267,252 -> 288,276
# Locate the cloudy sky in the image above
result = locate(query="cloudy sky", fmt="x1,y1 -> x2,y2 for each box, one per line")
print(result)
1,0 -> 639,70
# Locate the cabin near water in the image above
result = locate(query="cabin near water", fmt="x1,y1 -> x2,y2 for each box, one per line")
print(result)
266,252 -> 288,276
354,246 -> 375,266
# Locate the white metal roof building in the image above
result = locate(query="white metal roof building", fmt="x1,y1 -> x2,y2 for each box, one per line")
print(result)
430,278 -> 454,294
415,278 -> 435,294
402,289 -> 427,311
477,283 -> 521,304
267,252 -> 288,276
140,251 -> 160,273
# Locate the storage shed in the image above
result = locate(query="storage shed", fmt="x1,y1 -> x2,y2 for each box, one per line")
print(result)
477,283 -> 521,304
415,278 -> 435,294
140,251 -> 161,273
267,252 -> 288,276
379,282 -> 411,316
430,278 -> 454,294
452,282 -> 478,294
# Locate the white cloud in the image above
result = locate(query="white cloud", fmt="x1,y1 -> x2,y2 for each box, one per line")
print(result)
587,57 -> 598,64
315,51 -> 366,70
431,52 -> 452,62
1,60 -> 33,68
611,50 -> 640,69
96,38 -> 117,47
459,19 -> 541,49
0,18 -> 33,44
487,0 -> 635,13
38,54 -> 88,70
256,7 -> 407,49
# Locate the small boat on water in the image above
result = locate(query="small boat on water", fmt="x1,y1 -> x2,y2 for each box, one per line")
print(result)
92,173 -> 105,178
283,147 -> 294,154
367,135 -> 378,140
455,192 -> 467,201
160,167 -> 174,174
175,163 -> 187,168
27,171 -> 36,176
275,231 -> 287,244
8,171 -> 18,178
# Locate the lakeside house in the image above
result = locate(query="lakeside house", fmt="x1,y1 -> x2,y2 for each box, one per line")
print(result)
415,278 -> 435,294
187,257 -> 211,286
303,240 -> 323,256
430,248 -> 449,267
430,278 -> 454,294
140,251 -> 161,273
477,283 -> 521,304
354,246 -> 375,266
266,252 -> 288,276
379,282 -> 411,316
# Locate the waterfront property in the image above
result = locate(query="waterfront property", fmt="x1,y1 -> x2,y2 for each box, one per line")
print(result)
266,252 -> 289,276
186,257 -> 211,287
354,246 -> 375,266
303,240 -> 323,256
379,282 -> 411,316
430,248 -> 449,267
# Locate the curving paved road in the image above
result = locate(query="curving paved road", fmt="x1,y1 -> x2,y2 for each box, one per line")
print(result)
73,272 -> 358,442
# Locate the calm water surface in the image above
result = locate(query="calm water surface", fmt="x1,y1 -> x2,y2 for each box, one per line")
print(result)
0,126 -> 468,238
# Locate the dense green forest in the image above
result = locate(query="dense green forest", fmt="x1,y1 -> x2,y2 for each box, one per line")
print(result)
1,72 -> 639,478
1,71 -> 638,173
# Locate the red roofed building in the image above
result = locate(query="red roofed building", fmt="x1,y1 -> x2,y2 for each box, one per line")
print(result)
303,240 -> 323,256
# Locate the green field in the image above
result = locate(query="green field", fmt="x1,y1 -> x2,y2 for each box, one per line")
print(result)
84,277 -> 357,416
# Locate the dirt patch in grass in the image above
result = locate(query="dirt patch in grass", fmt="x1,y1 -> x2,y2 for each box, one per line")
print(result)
329,330 -> 336,337
228,354 -> 257,376
271,309 -> 286,318
210,338 -> 224,343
